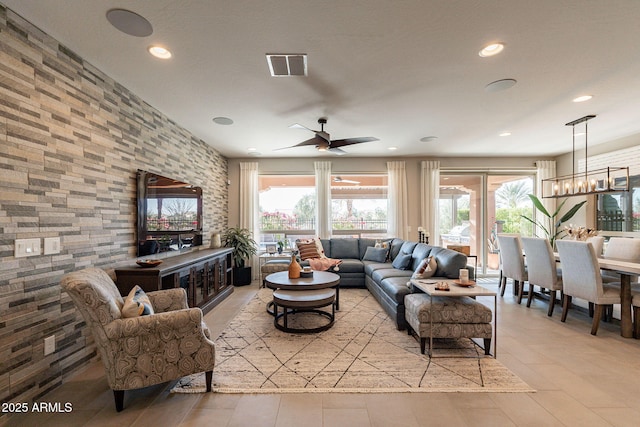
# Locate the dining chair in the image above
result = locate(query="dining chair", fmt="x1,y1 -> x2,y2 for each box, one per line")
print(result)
497,234 -> 529,304
586,236 -> 604,257
556,240 -> 621,335
522,237 -> 563,315
601,237 -> 640,284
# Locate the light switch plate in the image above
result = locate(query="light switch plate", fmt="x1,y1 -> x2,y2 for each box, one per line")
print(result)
15,238 -> 42,258
44,237 -> 61,255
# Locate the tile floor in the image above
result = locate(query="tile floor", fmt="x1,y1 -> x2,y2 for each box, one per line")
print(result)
3,279 -> 640,427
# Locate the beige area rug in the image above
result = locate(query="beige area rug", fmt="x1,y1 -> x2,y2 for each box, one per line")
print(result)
171,288 -> 533,394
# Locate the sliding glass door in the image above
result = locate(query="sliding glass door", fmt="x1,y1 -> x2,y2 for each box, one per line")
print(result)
439,173 -> 534,276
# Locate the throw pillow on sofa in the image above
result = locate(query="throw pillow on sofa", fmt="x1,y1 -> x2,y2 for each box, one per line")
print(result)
391,253 -> 412,270
297,239 -> 321,260
363,246 -> 388,263
412,256 -> 437,279
122,285 -> 154,318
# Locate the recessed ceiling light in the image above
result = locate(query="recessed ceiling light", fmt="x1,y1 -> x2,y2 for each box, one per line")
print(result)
212,117 -> 234,125
485,79 -> 517,92
479,43 -> 504,57
247,147 -> 257,152
420,136 -> 438,142
148,45 -> 172,59
106,9 -> 153,37
572,95 -> 593,103
388,146 -> 397,151
499,132 -> 511,137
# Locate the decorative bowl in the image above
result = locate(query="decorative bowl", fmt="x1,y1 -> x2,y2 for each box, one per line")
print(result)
453,280 -> 475,287
136,259 -> 163,268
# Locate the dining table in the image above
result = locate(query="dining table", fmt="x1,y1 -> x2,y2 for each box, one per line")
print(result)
555,252 -> 640,338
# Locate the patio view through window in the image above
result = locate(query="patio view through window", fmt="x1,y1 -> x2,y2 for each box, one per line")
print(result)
259,174 -> 388,248
439,173 -> 534,276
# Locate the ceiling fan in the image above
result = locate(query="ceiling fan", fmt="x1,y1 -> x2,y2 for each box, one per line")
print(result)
333,176 -> 360,184
275,117 -> 378,155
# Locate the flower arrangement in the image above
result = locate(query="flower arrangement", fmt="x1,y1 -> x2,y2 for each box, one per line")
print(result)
564,224 -> 598,241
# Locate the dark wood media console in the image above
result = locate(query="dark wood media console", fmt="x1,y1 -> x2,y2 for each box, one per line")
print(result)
115,248 -> 234,314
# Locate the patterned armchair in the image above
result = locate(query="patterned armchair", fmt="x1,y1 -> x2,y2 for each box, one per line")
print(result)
61,268 -> 215,411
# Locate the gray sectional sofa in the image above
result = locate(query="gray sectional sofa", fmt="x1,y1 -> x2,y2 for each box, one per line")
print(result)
294,237 -> 471,331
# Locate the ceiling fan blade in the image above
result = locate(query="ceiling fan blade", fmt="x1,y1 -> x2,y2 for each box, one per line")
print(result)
274,136 -> 323,151
330,136 -> 379,148
289,123 -> 317,133
328,147 -> 348,156
316,130 -> 331,143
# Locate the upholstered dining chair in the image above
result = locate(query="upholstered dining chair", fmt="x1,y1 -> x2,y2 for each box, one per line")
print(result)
497,234 -> 529,304
601,237 -> 640,284
61,268 -> 215,412
522,237 -> 563,315
556,240 -> 621,335
586,236 -> 605,257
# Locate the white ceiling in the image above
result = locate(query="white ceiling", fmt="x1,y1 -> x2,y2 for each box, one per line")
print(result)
5,0 -> 640,159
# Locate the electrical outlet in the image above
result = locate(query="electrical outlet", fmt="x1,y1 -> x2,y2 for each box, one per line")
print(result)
44,335 -> 55,355
44,237 -> 61,255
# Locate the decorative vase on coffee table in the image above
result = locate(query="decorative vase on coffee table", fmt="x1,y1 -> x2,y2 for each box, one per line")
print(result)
288,254 -> 301,279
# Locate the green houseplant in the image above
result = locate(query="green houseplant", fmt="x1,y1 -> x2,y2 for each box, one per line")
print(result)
222,226 -> 258,286
521,194 -> 587,248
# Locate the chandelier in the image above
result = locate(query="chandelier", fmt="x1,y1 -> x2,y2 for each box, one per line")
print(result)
542,115 -> 629,198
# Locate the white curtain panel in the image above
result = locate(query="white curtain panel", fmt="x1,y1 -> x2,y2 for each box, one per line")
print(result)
239,162 -> 259,279
535,160 -> 556,239
420,160 -> 440,245
387,161 -> 409,240
314,161 -> 332,239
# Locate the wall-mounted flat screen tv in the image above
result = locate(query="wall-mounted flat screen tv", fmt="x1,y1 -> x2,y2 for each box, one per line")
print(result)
137,170 -> 203,256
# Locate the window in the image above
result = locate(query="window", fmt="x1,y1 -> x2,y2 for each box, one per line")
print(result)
258,175 -> 315,248
331,174 -> 388,237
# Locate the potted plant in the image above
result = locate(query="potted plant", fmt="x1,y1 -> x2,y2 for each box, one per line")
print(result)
222,226 -> 258,286
521,194 -> 587,249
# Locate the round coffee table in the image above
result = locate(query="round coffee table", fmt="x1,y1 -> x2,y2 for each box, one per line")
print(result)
272,288 -> 336,333
264,271 -> 341,313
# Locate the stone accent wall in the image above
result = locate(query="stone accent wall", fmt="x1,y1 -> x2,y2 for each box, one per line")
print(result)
0,4 -> 228,407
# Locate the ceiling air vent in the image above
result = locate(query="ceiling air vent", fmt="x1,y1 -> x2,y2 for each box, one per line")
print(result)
266,54 -> 307,77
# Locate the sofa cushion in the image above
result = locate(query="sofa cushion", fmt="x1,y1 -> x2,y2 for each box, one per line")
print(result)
410,243 -> 432,270
363,261 -> 393,276
336,259 -> 365,274
363,247 -> 388,263
320,239 -> 331,257
379,277 -> 414,304
330,238 -> 360,259
372,267 -> 413,283
389,238 -> 405,261
399,241 -> 418,256
358,238 -> 378,259
430,247 -> 468,278
392,253 -> 412,270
